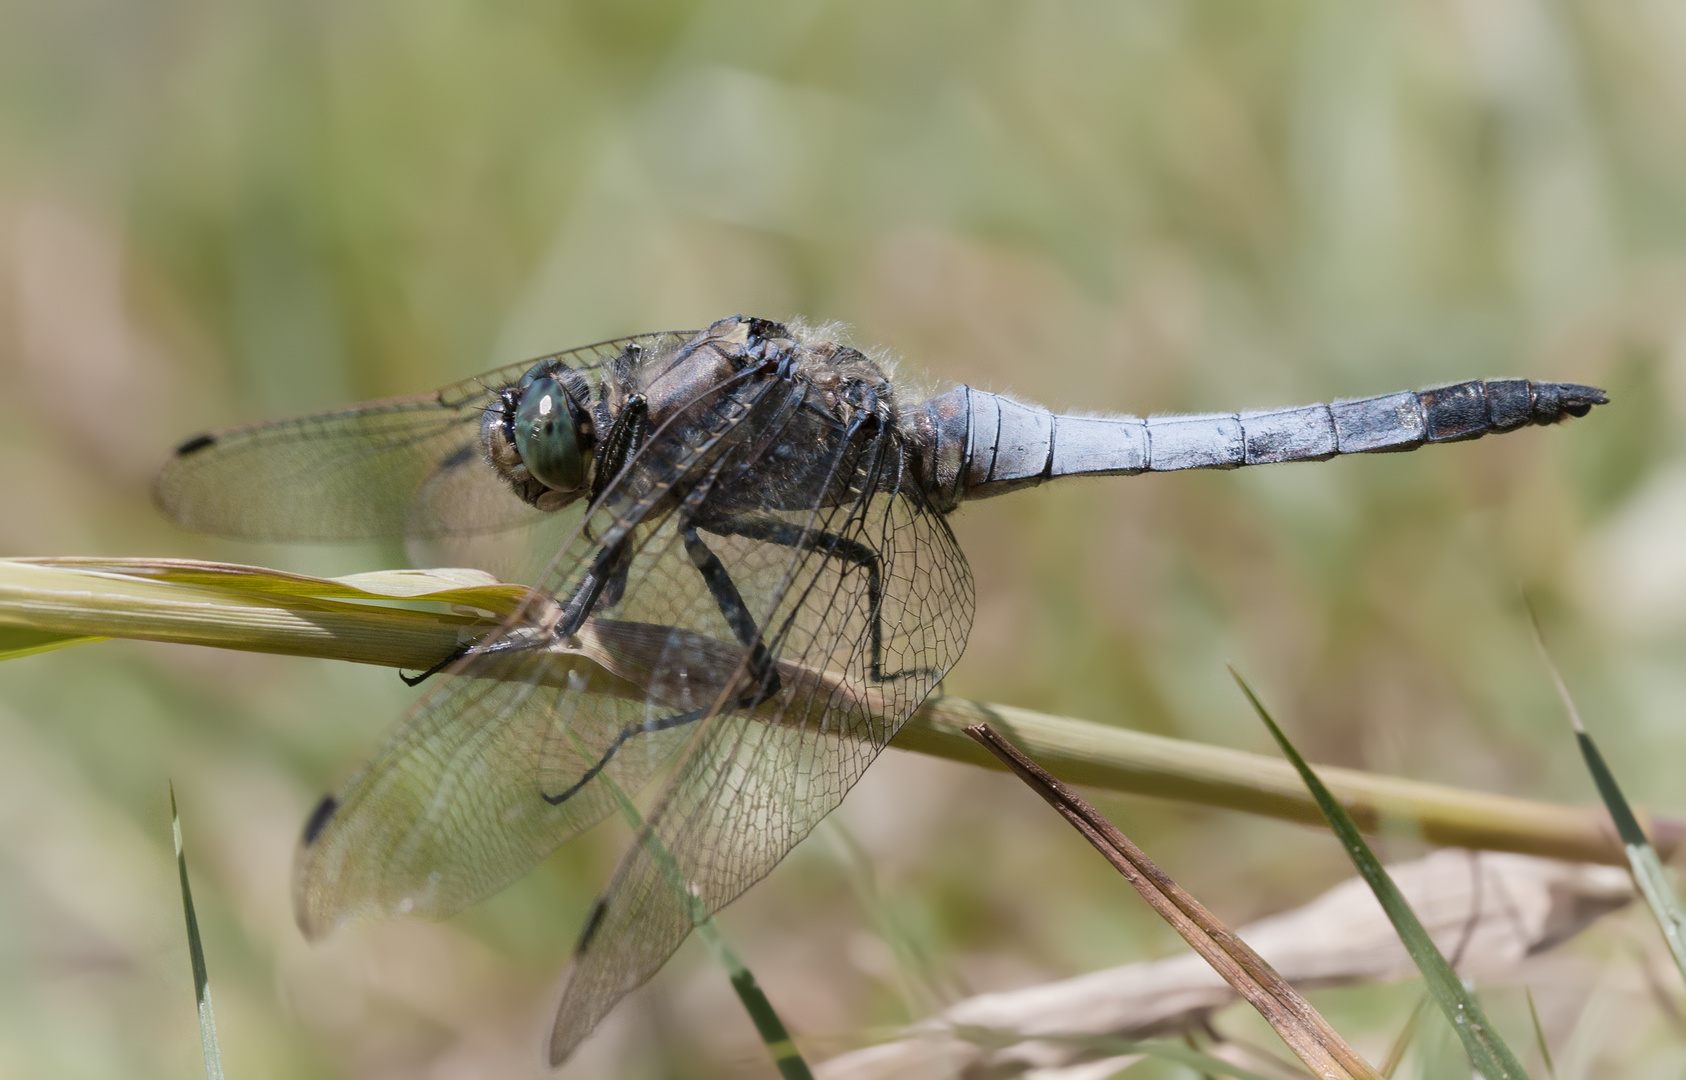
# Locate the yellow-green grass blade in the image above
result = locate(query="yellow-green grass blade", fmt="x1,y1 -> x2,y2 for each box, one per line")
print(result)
0,557 -> 1665,868
171,784 -> 225,1080
0,557 -> 501,669
8,556 -> 531,613
1231,669 -> 1531,1080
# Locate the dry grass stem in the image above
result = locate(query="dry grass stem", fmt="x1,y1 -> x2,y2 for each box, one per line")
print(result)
962,722 -> 1382,1080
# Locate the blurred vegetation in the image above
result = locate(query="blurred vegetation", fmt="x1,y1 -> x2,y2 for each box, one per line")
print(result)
3,0 -> 1686,1076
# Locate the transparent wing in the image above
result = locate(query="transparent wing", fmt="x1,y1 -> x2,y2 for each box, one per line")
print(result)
287,342 -> 973,1062
293,358 -> 801,931
547,409 -> 974,1062
152,333 -> 690,542
291,636 -> 706,932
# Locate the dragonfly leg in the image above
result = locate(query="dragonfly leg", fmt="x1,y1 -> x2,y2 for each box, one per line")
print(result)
680,524 -> 782,706
540,705 -> 710,806
397,626 -> 549,687
538,526 -> 783,808
697,512 -> 938,685
399,644 -> 471,687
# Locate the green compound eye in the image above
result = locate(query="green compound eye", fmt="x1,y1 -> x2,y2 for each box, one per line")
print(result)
513,376 -> 587,492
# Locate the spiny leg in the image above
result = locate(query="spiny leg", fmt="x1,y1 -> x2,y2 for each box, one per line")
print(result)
698,511 -> 938,685
536,523 -> 785,807
680,523 -> 781,705
540,704 -> 710,806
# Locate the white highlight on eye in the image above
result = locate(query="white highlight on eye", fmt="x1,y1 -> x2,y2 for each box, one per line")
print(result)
538,395 -> 553,416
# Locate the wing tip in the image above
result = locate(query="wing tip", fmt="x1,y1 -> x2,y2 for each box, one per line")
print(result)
548,984 -> 594,1067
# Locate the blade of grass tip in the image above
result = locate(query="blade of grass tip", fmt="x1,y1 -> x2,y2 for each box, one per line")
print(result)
171,783 -> 225,1080
962,722 -> 1380,1080
1228,668 -> 1530,1080
1379,993 -> 1428,1079
583,741 -> 814,1080
0,626 -> 101,661
1526,609 -> 1686,990
1524,988 -> 1556,1080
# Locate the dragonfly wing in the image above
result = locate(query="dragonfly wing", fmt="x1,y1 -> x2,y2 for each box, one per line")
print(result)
152,333 -> 689,543
293,349 -> 798,931
293,646 -> 702,934
547,410 -> 974,1063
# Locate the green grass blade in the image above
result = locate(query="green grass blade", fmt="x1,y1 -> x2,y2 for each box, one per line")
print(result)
1574,729 -> 1686,984
1528,612 -> 1686,990
694,919 -> 814,1080
1230,669 -> 1531,1080
171,783 -> 225,1080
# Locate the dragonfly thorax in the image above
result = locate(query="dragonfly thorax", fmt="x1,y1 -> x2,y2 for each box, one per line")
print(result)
482,360 -> 597,511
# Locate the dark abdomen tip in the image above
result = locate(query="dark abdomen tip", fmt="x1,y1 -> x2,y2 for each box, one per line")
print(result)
1532,382 -> 1608,423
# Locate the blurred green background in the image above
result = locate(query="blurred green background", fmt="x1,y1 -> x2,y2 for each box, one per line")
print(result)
3,0 -> 1685,1076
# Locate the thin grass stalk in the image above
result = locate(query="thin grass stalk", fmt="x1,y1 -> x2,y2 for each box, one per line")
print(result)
964,722 -> 1381,1080
950,1025 -> 1283,1080
1524,989 -> 1556,1080
171,783 -> 225,1080
1379,994 -> 1428,1079
1231,670 -> 1530,1080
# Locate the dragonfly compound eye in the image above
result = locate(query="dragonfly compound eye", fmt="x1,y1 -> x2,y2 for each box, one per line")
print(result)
513,375 -> 590,492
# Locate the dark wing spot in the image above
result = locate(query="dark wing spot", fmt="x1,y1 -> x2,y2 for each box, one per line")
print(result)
576,897 -> 609,955
174,433 -> 216,456
437,443 -> 477,471
302,794 -> 338,845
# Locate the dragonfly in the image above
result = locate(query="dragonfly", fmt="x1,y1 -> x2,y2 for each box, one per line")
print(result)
153,314 -> 1606,1064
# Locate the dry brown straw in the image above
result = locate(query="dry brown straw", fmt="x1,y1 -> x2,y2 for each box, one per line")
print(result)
964,721 -> 1383,1080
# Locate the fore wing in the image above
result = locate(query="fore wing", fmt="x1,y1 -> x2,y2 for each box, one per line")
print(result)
292,356 -> 801,931
152,333 -> 686,543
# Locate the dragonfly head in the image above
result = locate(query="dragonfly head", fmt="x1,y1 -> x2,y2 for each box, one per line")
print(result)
483,361 -> 597,510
